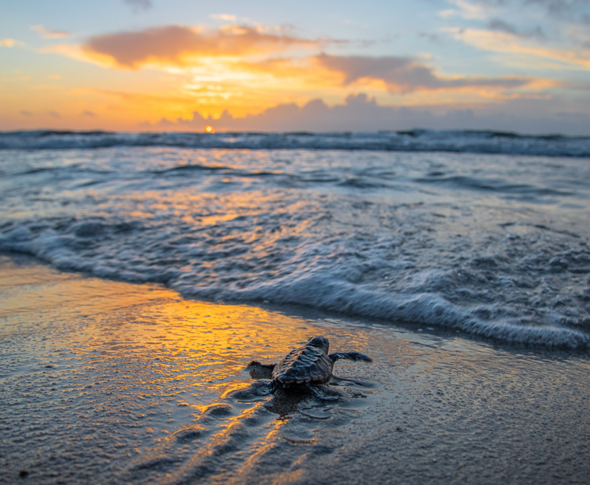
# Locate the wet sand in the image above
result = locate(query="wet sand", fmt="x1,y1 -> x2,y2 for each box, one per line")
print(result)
1,253 -> 590,484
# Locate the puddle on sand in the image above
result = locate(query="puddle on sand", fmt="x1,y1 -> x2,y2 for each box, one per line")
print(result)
2,253 -> 590,485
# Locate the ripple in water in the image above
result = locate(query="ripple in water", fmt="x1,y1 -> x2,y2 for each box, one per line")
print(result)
1,147 -> 589,347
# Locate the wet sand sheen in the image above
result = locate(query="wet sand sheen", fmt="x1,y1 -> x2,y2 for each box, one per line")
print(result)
1,253 -> 589,484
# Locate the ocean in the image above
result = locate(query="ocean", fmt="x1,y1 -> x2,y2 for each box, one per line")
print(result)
1,129 -> 589,348
3,129 -> 590,484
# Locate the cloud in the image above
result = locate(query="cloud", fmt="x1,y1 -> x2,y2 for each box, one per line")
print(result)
314,53 -> 531,92
82,110 -> 96,117
443,0 -> 590,48
49,111 -> 61,118
418,32 -> 443,44
450,0 -> 590,31
41,23 -> 552,107
124,0 -> 152,11
449,27 -> 590,69
443,0 -> 491,19
81,25 -> 320,69
31,25 -> 71,39
487,18 -> 547,39
211,14 -> 237,22
0,39 -> 15,47
148,92 -> 590,135
442,0 -> 590,66
20,110 -> 33,116
496,0 -> 589,20
450,0 -> 590,17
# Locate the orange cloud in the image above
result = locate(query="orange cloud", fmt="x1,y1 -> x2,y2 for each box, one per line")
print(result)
45,24 -> 546,98
34,23 -> 560,123
81,25 -> 320,69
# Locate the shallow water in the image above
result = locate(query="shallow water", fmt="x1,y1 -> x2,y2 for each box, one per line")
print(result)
1,145 -> 589,347
2,255 -> 590,484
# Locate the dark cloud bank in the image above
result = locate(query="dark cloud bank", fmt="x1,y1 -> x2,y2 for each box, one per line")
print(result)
153,94 -> 590,136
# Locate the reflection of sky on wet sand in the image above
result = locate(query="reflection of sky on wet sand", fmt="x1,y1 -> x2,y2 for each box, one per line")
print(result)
3,254 -> 590,484
0,253 -> 337,394
0,254 -> 372,482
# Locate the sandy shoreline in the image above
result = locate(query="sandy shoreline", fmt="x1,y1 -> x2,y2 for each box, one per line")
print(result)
1,253 -> 590,484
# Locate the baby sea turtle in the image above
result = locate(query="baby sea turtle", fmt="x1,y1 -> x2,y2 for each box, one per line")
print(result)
247,336 -> 372,393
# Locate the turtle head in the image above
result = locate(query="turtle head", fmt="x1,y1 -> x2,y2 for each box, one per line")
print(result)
307,336 -> 329,353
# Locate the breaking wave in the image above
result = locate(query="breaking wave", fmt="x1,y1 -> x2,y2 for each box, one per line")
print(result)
1,145 -> 589,348
1,129 -> 590,157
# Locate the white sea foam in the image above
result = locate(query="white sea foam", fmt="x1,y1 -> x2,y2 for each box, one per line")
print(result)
1,145 -> 589,347
1,129 -> 590,157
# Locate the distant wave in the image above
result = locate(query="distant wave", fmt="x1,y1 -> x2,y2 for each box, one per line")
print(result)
1,129 -> 590,157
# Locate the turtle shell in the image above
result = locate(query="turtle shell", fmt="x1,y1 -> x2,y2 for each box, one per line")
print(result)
272,340 -> 333,386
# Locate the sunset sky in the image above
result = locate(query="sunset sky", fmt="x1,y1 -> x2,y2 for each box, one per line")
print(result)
1,0 -> 590,134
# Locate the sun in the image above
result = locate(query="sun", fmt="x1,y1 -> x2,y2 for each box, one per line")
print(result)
206,126 -> 215,133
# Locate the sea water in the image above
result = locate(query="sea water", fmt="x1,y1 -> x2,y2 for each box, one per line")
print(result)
1,130 -> 589,348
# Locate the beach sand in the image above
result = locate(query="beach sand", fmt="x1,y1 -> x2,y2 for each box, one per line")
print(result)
1,253 -> 589,484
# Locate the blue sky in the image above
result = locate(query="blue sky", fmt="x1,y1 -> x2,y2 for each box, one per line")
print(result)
1,0 -> 589,133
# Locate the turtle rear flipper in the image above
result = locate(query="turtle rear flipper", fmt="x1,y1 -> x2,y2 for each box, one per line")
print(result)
329,352 -> 372,363
330,375 -> 374,387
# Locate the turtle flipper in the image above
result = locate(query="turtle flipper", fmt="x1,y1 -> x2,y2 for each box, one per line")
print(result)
246,361 -> 276,380
331,375 -> 374,387
328,352 -> 372,363
226,379 -> 274,400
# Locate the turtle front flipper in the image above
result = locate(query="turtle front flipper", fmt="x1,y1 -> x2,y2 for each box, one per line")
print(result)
226,379 -> 274,400
328,352 -> 372,363
246,361 -> 276,380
